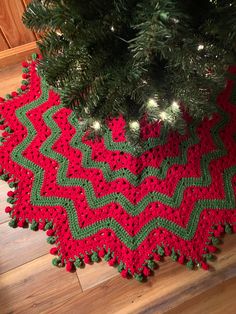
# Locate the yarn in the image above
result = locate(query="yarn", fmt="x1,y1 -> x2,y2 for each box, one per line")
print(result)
0,56 -> 236,281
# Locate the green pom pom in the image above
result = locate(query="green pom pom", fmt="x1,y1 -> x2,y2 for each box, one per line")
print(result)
32,53 -> 38,60
21,80 -> 29,85
74,258 -> 83,268
211,237 -> 220,245
5,94 -> 12,100
5,126 -> 13,133
118,262 -> 125,273
45,221 -> 53,230
104,249 -> 111,261
22,68 -> 29,73
147,260 -> 156,270
9,218 -> 17,228
17,88 -> 23,94
0,118 -> 5,125
7,197 -> 16,204
186,260 -> 194,270
0,173 -> 9,181
0,137 -> 5,143
91,252 -> 99,262
157,246 -> 164,256
9,181 -> 17,188
225,224 -> 232,234
203,254 -> 214,261
30,220 -> 38,231
47,236 -> 56,244
52,257 -> 61,266
134,273 -> 144,282
171,249 -> 178,262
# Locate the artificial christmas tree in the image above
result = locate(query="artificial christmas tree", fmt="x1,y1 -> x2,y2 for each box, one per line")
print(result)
22,0 -> 236,141
0,1 -> 236,281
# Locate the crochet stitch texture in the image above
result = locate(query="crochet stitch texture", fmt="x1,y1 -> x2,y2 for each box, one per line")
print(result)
0,56 -> 236,281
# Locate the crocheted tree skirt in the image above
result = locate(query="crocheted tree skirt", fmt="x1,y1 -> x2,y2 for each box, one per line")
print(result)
1,55 -> 236,281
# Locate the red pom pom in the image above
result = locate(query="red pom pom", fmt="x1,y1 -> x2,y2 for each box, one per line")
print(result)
46,229 -> 54,236
164,247 -> 171,256
201,262 -> 209,271
143,266 -> 151,277
153,253 -> 161,261
121,269 -> 128,278
84,255 -> 90,264
0,97 -> 4,102
7,191 -> 14,197
208,245 -> 217,253
2,132 -> 8,137
178,255 -> 185,265
5,206 -> 12,213
50,247 -> 58,255
21,85 -> 27,91
217,225 -> 224,234
108,258 -> 116,266
38,222 -> 45,230
214,230 -> 221,238
18,220 -> 25,227
98,248 -> 105,258
66,261 -> 74,272
22,73 -> 29,79
22,61 -> 29,68
11,91 -> 18,97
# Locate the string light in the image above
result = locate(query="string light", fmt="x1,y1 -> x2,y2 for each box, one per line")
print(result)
159,111 -> 168,121
111,26 -> 115,32
146,98 -> 158,108
129,121 -> 140,131
197,44 -> 204,51
171,100 -> 179,111
91,120 -> 101,130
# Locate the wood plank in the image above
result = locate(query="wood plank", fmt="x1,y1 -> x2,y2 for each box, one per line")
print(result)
0,0 -> 36,48
0,63 -> 23,97
0,181 -> 12,224
0,28 -> 9,51
0,254 -> 82,314
166,277 -> 236,314
77,260 -> 119,291
0,222 -> 51,274
45,234 -> 236,314
0,41 -> 38,68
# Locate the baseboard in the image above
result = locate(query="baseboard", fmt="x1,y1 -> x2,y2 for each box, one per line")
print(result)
0,42 -> 39,68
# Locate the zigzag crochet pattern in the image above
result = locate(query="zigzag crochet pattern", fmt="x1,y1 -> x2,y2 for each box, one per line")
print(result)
0,55 -> 236,281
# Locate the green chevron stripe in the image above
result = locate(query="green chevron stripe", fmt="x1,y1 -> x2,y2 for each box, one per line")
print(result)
40,104 -> 228,216
11,79 -> 236,250
69,113 -> 200,186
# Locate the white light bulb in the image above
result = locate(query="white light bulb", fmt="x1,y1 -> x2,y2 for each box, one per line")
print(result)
111,26 -> 115,32
147,98 -> 158,109
92,121 -> 101,130
129,121 -> 140,131
197,44 -> 204,51
171,101 -> 179,111
159,111 -> 168,121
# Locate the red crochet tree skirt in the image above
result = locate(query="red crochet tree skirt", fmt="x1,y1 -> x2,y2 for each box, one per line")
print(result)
0,56 -> 236,281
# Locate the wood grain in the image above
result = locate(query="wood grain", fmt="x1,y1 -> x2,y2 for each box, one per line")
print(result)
0,222 -> 51,274
166,277 -> 236,314
0,63 -> 236,313
46,234 -> 236,314
0,63 -> 23,96
77,260 -> 119,291
0,254 -> 82,314
0,28 -> 9,51
0,181 -> 12,224
0,0 -> 36,48
0,41 -> 38,68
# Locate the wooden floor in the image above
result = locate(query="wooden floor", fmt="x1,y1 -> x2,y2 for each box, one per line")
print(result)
0,63 -> 236,314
